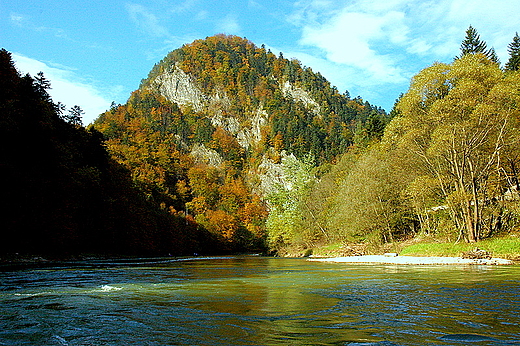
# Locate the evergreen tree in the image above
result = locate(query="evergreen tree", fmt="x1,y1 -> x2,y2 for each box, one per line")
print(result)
457,26 -> 492,60
34,71 -> 52,100
488,47 -> 500,65
65,105 -> 84,126
506,32 -> 520,71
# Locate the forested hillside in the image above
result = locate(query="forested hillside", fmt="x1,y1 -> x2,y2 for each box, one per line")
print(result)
94,34 -> 387,254
0,49 -> 220,257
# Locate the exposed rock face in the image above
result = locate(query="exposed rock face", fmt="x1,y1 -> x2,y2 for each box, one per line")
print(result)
190,143 -> 223,167
150,63 -> 206,111
257,150 -> 295,196
149,64 -> 278,153
236,107 -> 268,149
207,90 -> 232,113
210,111 -> 241,135
281,81 -> 321,115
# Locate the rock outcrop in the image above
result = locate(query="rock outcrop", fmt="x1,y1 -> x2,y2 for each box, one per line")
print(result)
281,81 -> 321,115
190,143 -> 223,167
150,63 -> 206,112
149,64 -> 275,152
236,107 -> 268,149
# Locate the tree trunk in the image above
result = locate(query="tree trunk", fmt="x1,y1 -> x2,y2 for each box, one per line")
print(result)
468,159 -> 480,242
451,144 -> 475,242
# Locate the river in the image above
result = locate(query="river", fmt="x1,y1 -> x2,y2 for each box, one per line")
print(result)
1,256 -> 519,345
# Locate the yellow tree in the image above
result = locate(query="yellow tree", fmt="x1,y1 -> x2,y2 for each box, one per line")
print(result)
389,54 -> 520,242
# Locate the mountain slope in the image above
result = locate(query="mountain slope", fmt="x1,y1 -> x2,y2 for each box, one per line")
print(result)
94,35 -> 387,252
0,48 -> 218,257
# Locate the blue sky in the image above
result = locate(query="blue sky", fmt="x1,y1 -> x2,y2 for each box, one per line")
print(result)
2,0 -> 520,124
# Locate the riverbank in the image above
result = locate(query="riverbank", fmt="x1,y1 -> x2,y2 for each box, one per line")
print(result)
303,234 -> 520,261
309,255 -> 514,265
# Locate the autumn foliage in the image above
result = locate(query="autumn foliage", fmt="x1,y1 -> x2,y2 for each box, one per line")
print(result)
94,35 -> 383,252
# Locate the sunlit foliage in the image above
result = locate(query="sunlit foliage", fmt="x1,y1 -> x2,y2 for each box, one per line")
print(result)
96,35 -> 383,253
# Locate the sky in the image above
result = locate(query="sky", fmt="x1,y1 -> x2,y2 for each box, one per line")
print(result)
2,0 -> 520,124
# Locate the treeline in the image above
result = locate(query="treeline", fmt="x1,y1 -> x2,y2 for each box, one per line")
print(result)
272,27 -> 520,254
0,49 -> 221,257
4,27 -> 515,257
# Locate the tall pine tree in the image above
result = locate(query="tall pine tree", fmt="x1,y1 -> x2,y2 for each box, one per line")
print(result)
506,32 -> 520,71
456,25 -> 497,63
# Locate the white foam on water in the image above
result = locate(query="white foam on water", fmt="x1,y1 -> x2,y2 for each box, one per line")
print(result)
99,285 -> 122,292
14,291 -> 53,298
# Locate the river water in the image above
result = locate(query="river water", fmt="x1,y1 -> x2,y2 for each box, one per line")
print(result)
1,256 -> 519,346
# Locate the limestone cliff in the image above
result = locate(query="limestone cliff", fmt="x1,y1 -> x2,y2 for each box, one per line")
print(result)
147,63 -> 270,152
150,63 -> 206,112
190,143 -> 223,167
147,73 -> 326,155
281,81 -> 321,115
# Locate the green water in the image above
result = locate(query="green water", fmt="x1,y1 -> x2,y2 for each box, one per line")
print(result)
1,256 -> 519,345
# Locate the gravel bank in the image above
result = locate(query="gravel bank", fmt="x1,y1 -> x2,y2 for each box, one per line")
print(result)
309,255 -> 513,265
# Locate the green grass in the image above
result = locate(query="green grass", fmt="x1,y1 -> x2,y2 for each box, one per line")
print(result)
400,235 -> 520,260
295,234 -> 520,260
310,243 -> 343,257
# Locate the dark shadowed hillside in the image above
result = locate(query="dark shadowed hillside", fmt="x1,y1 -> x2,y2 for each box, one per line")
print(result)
0,48 -> 220,258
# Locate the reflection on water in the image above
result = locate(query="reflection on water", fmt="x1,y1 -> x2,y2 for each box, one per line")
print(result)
1,257 -> 519,345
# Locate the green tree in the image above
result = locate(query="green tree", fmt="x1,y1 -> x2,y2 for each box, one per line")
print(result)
456,25 -> 499,64
505,32 -> 520,71
327,147 -> 415,245
388,54 -> 520,242
457,25 -> 489,57
488,47 -> 500,65
265,154 -> 315,252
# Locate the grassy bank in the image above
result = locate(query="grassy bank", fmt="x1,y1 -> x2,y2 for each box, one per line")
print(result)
304,234 -> 520,261
399,235 -> 520,260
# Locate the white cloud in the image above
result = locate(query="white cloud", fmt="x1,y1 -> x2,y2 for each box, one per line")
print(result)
289,0 -> 520,109
287,50 -> 398,107
126,3 -> 170,37
295,0 -> 520,63
299,8 -> 407,83
9,11 -> 68,39
169,0 -> 199,14
195,10 -> 209,21
12,54 -> 112,125
248,0 -> 262,9
216,14 -> 241,34
407,39 -> 433,55
443,0 -> 520,61
9,12 -> 26,25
